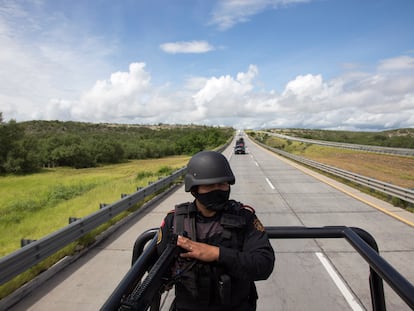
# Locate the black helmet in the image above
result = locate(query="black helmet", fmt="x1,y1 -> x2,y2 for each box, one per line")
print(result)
184,151 -> 235,192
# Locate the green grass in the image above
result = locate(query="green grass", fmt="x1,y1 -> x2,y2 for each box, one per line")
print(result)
0,156 -> 189,257
0,156 -> 189,298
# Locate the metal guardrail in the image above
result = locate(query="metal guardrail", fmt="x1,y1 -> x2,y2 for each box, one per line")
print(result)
104,226 -> 414,311
0,167 -> 187,286
263,132 -> 414,157
254,140 -> 414,204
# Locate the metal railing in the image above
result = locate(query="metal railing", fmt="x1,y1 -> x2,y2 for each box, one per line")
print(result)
263,132 -> 414,157
104,226 -> 414,311
0,167 -> 187,286
265,226 -> 414,310
254,140 -> 414,204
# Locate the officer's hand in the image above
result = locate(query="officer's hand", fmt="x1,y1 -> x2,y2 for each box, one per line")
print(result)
177,235 -> 219,262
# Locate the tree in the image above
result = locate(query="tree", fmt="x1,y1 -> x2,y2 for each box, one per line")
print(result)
0,118 -> 25,173
94,139 -> 125,163
3,138 -> 41,173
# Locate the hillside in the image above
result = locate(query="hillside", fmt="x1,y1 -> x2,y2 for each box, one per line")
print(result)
0,120 -> 234,174
265,128 -> 414,149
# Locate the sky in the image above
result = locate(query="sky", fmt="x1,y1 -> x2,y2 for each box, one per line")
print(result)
1,0 -> 414,131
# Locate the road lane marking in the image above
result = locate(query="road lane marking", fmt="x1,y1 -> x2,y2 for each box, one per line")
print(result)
324,183 -> 414,228
266,177 -> 275,190
315,252 -> 364,311
259,144 -> 414,228
302,167 -> 414,228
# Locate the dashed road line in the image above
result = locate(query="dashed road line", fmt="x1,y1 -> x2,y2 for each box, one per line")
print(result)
315,252 -> 364,311
266,177 -> 275,190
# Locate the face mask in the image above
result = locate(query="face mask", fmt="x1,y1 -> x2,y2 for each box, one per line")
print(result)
193,189 -> 230,211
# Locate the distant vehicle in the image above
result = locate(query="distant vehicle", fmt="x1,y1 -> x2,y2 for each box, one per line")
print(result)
234,145 -> 246,154
234,137 -> 246,154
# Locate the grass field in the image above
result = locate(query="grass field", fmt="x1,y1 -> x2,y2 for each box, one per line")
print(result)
300,145 -> 414,189
0,156 -> 189,257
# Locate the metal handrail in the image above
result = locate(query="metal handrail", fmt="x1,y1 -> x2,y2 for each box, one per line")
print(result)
102,229 -> 159,311
265,226 -> 414,310
107,226 -> 414,311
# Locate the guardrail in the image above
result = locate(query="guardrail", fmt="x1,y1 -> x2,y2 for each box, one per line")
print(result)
263,132 -> 414,157
254,140 -> 414,204
0,167 -> 187,286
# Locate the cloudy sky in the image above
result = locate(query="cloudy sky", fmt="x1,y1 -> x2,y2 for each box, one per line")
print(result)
1,0 -> 414,130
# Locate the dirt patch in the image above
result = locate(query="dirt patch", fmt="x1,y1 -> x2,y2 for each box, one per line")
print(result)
304,151 -> 414,189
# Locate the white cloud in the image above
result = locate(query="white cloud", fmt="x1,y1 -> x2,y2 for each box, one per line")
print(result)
378,56 -> 414,72
3,55 -> 414,130
210,0 -> 311,30
39,56 -> 413,131
160,41 -> 214,54
282,74 -> 325,98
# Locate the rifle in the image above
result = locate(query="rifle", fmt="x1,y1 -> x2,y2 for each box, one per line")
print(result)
101,229 -> 179,311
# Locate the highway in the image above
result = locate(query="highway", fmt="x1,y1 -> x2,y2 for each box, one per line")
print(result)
7,135 -> 414,310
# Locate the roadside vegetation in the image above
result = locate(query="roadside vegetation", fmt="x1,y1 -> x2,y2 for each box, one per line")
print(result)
0,114 -> 234,298
0,156 -> 189,298
264,128 -> 414,148
0,114 -> 233,174
0,157 -> 191,256
248,130 -> 414,212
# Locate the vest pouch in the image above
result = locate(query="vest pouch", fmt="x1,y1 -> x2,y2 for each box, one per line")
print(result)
175,260 -> 199,301
176,262 -> 211,305
196,264 -> 211,304
218,274 -> 232,306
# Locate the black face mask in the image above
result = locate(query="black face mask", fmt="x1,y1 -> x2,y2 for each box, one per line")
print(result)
193,189 -> 230,211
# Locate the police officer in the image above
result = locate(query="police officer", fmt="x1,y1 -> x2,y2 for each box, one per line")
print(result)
157,150 -> 275,311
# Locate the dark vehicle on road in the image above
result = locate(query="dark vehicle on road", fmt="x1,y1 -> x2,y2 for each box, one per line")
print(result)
234,137 -> 246,154
234,145 -> 246,154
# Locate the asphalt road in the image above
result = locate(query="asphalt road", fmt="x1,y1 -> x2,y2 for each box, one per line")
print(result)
7,135 -> 414,311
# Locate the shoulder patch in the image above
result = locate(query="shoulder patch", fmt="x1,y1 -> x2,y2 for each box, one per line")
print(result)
253,218 -> 265,232
156,228 -> 163,244
241,204 -> 255,213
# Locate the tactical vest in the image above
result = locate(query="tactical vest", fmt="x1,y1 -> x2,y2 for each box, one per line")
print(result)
172,200 -> 249,308
174,200 -> 246,247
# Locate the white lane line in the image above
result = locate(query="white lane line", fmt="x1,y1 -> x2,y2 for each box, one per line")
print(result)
315,252 -> 364,311
254,161 -> 259,166
265,177 -> 275,190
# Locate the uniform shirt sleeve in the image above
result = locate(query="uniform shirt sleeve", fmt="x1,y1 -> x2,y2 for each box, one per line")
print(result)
217,211 -> 275,281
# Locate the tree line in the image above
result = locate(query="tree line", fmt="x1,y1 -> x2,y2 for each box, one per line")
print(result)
0,114 -> 233,174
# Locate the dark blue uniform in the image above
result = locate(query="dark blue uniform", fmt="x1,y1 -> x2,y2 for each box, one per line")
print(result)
157,200 -> 275,311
